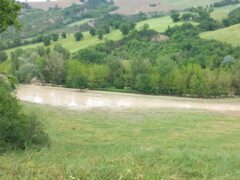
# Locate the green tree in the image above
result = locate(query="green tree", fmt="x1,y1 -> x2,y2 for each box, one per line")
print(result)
42,52 -> 66,84
74,32 -> 83,41
61,32 -> 67,38
72,75 -> 88,90
52,33 -> 59,41
97,29 -> 104,40
89,28 -> 96,36
120,23 -> 130,35
170,10 -> 180,22
0,51 -> 8,63
0,0 -> 21,32
43,36 -> 51,46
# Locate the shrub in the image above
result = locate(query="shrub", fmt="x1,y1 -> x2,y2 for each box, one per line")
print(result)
0,86 -> 50,152
0,51 -> 8,63
74,32 -> 84,41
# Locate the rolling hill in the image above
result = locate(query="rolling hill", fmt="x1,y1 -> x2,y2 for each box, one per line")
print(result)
200,23 -> 240,46
113,0 -> 222,14
211,4 -> 240,21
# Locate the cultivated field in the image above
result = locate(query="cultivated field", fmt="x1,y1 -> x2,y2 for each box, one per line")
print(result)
28,0 -> 82,10
0,98 -> 239,179
200,24 -> 240,46
113,0 -> 222,14
136,16 -> 192,32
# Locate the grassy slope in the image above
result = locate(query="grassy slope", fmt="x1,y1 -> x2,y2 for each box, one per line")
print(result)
211,4 -> 240,21
200,24 -> 240,46
0,102 -> 240,179
136,16 -> 184,32
136,16 -> 197,33
6,30 -> 123,54
6,16 -> 182,53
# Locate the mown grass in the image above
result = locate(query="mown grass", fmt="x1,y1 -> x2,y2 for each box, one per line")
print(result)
200,23 -> 240,46
136,16 -> 197,33
0,102 -> 239,179
5,29 -> 123,54
136,16 -> 184,33
211,4 -> 240,21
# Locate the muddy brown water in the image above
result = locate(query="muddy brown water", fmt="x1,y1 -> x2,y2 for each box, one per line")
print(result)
16,85 -> 240,112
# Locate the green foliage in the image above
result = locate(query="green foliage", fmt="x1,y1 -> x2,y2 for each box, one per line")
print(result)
43,36 -> 51,46
0,86 -> 49,152
0,0 -> 21,33
89,28 -> 96,36
72,75 -> 88,89
120,23 -> 130,35
52,33 -> 59,41
170,10 -> 180,22
61,32 -> 67,38
74,32 -> 84,41
0,51 -> 8,63
97,29 -> 104,40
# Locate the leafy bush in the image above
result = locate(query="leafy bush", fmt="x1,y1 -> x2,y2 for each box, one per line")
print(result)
0,85 -> 50,152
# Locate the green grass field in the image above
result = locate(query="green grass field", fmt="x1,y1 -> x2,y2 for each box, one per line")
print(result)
136,16 -> 197,33
0,102 -> 240,179
67,18 -> 94,27
200,24 -> 240,46
211,4 -> 240,21
6,30 -> 123,54
136,16 -> 185,32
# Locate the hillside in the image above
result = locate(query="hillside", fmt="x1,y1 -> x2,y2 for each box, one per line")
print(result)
4,15 -> 186,53
113,0 -> 222,14
211,4 -> 240,21
28,0 -> 83,10
200,24 -> 240,46
5,30 -> 123,54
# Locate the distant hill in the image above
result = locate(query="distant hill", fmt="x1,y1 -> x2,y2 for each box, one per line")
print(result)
113,0 -> 222,15
24,0 -> 83,10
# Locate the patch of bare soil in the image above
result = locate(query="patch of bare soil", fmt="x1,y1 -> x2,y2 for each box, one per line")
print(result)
113,0 -> 172,15
16,85 -> 240,113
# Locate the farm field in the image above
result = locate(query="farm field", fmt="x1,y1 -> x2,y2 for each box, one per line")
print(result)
211,4 -> 240,21
200,24 -> 240,46
113,0 -> 222,14
28,0 -> 82,10
136,16 -> 196,32
5,29 -> 123,54
0,99 -> 239,179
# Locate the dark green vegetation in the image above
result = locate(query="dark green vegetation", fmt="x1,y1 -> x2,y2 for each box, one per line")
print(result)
0,77 -> 49,152
1,103 -> 240,179
0,0 -> 21,33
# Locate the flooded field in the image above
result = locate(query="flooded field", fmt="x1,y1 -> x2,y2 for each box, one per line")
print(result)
16,85 -> 240,112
